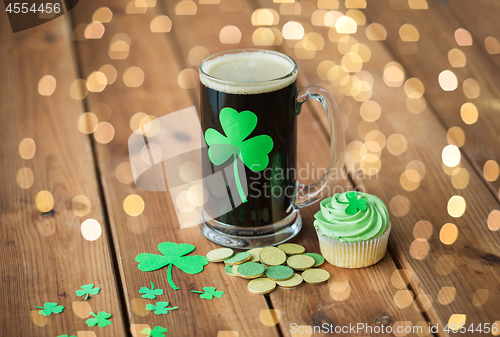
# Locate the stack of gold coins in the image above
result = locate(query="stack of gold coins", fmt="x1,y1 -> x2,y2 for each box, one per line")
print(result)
206,243 -> 330,295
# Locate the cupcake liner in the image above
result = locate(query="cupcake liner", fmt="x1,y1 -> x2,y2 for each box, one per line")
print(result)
316,222 -> 391,268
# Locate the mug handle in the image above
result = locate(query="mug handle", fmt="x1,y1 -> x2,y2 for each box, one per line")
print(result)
293,86 -> 346,208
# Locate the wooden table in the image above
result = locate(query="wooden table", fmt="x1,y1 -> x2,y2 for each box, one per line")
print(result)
1,0 -> 500,336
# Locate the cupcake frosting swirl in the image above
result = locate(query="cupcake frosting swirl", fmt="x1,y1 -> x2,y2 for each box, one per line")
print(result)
313,192 -> 389,243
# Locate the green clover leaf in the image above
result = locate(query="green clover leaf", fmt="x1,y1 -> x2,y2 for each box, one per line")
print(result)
145,301 -> 178,315
57,335 -> 76,337
34,302 -> 64,316
85,311 -> 112,328
191,287 -> 224,300
141,326 -> 168,337
75,284 -> 101,300
139,282 -> 164,299
135,242 -> 209,290
343,191 -> 367,215
205,107 -> 274,203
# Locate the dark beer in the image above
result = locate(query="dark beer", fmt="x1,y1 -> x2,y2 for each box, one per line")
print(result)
200,50 -> 298,230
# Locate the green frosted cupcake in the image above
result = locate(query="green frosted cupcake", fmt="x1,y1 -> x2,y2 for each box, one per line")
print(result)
313,191 -> 391,268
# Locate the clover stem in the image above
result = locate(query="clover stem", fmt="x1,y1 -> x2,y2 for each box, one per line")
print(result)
166,306 -> 178,310
85,294 -> 89,300
190,290 -> 204,293
233,154 -> 247,204
34,306 -> 44,309
166,264 -> 179,290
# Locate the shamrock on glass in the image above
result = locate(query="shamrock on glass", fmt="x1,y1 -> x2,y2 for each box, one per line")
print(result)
135,242 -> 209,290
204,107 -> 273,203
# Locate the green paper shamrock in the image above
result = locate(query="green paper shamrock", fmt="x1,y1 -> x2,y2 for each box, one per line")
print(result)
85,311 -> 112,328
34,302 -> 64,316
57,335 -> 76,337
204,107 -> 274,203
75,284 -> 100,300
139,282 -> 163,299
343,191 -> 367,215
145,301 -> 178,315
141,326 -> 168,337
191,287 -> 224,300
135,242 -> 209,290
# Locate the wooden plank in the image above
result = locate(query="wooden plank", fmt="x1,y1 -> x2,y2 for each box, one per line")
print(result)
69,2 -> 282,336
362,0 -> 500,198
259,0 -> 500,334
0,15 -> 126,337
447,0 -> 500,70
163,1 -> 428,335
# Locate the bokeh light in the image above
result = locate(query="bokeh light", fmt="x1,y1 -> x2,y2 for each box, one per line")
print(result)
410,239 -> 429,259
487,210 -> 500,231
442,145 -> 460,167
116,162 -> 135,184
16,167 -> 34,189
251,8 -> 279,26
472,289 -> 489,307
448,314 -> 466,331
123,194 -> 145,216
387,134 -> 408,156
404,78 -> 424,98
123,67 -> 145,87
440,223 -> 458,245
38,75 -> 56,96
93,122 -> 115,144
98,65 -> 117,85
399,24 -> 419,42
175,0 -> 197,15
335,16 -> 357,34
447,195 -> 466,218
406,97 -> 426,114
92,7 -> 113,23
150,15 -> 172,33
485,36 -> 500,54
19,138 -> 36,160
282,21 -> 304,40
389,195 -> 410,217
72,195 -> 92,217
81,219 -> 102,241
455,28 -> 472,46
451,167 -> 469,189
438,287 -> 456,305
366,23 -> 387,41
446,127 -> 465,147
178,69 -> 198,89
413,220 -> 432,240
394,290 -> 414,308
36,190 -> 54,212
436,255 -> 454,275
84,22 -> 105,39
219,25 -> 242,44
460,102 -> 478,125
448,48 -> 466,68
259,309 -> 281,326
462,78 -> 480,99
72,301 -> 92,318
383,62 -> 405,87
438,70 -> 458,91
86,71 -> 107,92
483,160 -> 499,181
69,79 -> 89,100
188,46 -> 210,66
77,112 -> 98,134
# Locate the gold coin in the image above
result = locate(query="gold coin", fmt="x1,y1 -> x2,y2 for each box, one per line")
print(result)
276,273 -> 303,288
234,262 -> 265,279
247,278 -> 276,295
259,247 -> 286,266
247,247 -> 264,262
287,254 -> 315,271
277,243 -> 305,255
207,248 -> 234,262
302,268 -> 330,284
224,252 -> 251,265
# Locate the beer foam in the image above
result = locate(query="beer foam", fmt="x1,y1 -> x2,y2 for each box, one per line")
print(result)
200,51 -> 297,94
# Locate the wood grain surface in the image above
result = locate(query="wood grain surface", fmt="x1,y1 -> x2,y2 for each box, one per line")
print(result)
362,0 -> 500,199
0,15 -> 126,337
